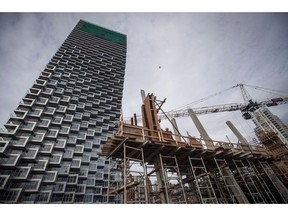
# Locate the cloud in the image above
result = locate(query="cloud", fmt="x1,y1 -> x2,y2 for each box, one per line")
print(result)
0,13 -> 287,144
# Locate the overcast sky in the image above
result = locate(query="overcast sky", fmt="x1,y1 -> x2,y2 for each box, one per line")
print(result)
0,13 -> 287,144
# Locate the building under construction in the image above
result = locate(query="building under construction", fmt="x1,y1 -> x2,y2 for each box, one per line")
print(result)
100,91 -> 288,204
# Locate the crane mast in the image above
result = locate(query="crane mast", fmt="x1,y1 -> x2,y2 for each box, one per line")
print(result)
238,83 -> 253,105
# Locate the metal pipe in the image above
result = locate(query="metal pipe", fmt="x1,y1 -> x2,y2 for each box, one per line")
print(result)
123,143 -> 127,203
141,148 -> 149,204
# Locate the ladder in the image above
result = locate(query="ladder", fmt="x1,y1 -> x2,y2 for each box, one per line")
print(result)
123,143 -> 149,204
214,158 -> 249,203
233,159 -> 265,203
246,160 -> 277,203
210,171 -> 227,203
259,161 -> 288,203
188,157 -> 218,203
108,141 -> 149,204
159,154 -> 187,204
106,158 -> 123,204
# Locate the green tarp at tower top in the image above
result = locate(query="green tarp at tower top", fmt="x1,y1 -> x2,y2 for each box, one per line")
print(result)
81,21 -> 127,46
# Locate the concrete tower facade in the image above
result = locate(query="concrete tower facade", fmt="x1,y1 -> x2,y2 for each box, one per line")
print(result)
253,107 -> 288,145
0,20 -> 127,203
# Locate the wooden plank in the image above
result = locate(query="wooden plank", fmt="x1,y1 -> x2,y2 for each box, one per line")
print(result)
107,137 -> 129,159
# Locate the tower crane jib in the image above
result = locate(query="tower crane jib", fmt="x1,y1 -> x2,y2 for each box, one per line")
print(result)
123,84 -> 288,124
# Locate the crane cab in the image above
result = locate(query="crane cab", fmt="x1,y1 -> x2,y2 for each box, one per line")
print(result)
242,112 -> 251,120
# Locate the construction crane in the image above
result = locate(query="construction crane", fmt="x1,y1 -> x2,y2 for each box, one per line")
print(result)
123,83 -> 288,145
125,83 -> 288,122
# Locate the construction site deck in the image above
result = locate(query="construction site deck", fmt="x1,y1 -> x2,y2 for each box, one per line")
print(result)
100,93 -> 288,204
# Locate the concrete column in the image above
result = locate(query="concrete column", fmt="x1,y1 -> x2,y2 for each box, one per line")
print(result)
171,118 -> 181,142
226,121 -> 253,152
188,109 -> 214,150
153,156 -> 168,204
222,167 -> 250,203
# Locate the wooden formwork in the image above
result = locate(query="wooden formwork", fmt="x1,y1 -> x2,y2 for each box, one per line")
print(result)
256,131 -> 288,159
100,121 -> 288,204
101,122 -> 271,161
100,93 -> 288,203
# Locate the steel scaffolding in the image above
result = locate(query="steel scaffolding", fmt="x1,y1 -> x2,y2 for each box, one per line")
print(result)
100,93 -> 288,204
246,160 -> 277,203
158,154 -> 187,203
106,140 -> 149,204
188,157 -> 218,203
101,134 -> 288,203
212,158 -> 249,203
259,161 -> 288,203
232,159 -> 265,203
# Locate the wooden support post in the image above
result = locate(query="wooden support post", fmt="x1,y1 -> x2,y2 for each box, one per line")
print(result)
134,113 -> 138,126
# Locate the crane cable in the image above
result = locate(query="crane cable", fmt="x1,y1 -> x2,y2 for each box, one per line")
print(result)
171,83 -> 287,113
244,83 -> 288,97
171,85 -> 239,111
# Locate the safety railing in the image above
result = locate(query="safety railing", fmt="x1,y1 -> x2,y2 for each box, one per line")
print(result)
116,122 -> 261,153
